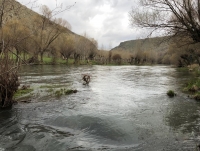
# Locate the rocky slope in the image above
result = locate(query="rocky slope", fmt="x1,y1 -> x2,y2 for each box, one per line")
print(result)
111,36 -> 172,52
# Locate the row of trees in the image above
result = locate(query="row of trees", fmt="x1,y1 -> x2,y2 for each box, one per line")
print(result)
13,5 -> 98,64
0,0 -> 98,108
109,41 -> 200,66
129,0 -> 200,66
161,41 -> 200,66
58,33 -> 98,64
0,1 -> 98,65
95,48 -> 157,65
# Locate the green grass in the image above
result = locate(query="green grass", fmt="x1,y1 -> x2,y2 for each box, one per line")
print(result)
5,53 -> 145,66
176,67 -> 189,72
43,57 -> 131,66
181,67 -> 200,101
167,90 -> 176,97
184,78 -> 200,92
43,57 -> 75,65
43,57 -> 52,64
54,88 -> 77,97
14,88 -> 34,98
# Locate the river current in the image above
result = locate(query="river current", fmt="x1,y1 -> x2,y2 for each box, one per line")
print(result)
0,65 -> 200,151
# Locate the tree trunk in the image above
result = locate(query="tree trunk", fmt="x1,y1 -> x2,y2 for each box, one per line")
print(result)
40,51 -> 44,63
23,51 -> 26,61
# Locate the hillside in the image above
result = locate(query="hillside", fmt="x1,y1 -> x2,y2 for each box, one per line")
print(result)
111,36 -> 172,52
1,0 -> 97,64
13,1 -> 79,36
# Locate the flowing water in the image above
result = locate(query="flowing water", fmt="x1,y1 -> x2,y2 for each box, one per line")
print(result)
0,65 -> 200,151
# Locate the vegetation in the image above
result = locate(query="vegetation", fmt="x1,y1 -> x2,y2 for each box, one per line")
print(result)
55,89 -> 77,97
110,36 -> 200,66
179,66 -> 200,101
129,0 -> 200,44
14,84 -> 77,101
128,0 -> 200,66
2,0 -> 200,107
0,0 -> 24,108
0,0 -> 79,108
14,88 -> 34,98
39,85 -> 77,97
2,1 -> 200,71
167,90 -> 176,98
127,0 -> 200,101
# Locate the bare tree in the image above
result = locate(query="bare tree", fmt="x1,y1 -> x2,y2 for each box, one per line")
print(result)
58,34 -> 75,64
112,54 -> 122,65
0,0 -> 32,108
129,0 -> 200,44
0,0 -> 74,108
72,34 -> 97,64
31,4 -> 73,63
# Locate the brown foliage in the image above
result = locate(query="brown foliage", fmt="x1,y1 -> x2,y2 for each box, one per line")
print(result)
112,54 -> 122,64
0,53 -> 19,108
129,0 -> 200,44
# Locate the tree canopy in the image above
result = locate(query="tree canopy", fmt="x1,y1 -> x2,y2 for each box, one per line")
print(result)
129,0 -> 200,43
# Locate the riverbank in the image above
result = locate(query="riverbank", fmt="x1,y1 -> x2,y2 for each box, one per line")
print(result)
179,64 -> 200,101
24,56 -> 157,66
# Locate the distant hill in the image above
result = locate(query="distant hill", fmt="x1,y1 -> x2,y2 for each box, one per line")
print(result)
8,0 -> 95,48
111,36 -> 172,52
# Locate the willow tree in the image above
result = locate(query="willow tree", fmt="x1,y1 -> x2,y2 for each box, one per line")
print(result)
58,34 -> 75,64
0,0 -> 30,108
31,5 -> 72,63
0,1 -> 68,107
129,0 -> 200,44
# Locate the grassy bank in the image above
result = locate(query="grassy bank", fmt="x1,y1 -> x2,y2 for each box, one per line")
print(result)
30,57 -> 100,65
181,65 -> 200,101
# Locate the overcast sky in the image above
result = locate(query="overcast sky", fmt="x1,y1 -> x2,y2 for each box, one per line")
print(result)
17,0 -> 147,50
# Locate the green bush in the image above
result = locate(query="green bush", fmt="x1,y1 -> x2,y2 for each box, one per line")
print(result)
167,90 -> 176,98
184,78 -> 200,92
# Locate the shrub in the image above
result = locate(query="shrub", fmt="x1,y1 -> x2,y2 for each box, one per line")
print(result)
167,90 -> 176,97
112,54 -> 122,65
0,56 -> 20,108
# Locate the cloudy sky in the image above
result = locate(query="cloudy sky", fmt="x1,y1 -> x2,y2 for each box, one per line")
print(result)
17,0 -> 147,50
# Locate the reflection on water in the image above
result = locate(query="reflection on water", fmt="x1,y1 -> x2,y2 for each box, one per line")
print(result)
0,65 -> 200,151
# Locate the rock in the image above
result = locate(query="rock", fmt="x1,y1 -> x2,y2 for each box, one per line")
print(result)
73,90 -> 78,93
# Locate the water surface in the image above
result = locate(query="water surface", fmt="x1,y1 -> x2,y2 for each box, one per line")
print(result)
0,65 -> 200,151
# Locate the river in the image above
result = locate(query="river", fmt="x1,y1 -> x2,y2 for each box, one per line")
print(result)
0,65 -> 200,151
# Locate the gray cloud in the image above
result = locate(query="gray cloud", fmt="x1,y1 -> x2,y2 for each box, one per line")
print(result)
18,0 -> 145,49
